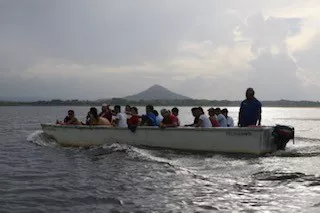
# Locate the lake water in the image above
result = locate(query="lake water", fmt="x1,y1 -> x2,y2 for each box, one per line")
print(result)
0,106 -> 319,213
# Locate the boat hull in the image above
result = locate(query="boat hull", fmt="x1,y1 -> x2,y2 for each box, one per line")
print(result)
41,124 -> 280,155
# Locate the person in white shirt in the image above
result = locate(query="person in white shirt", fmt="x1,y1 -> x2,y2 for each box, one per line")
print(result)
113,105 -> 128,128
222,108 -> 234,127
194,107 -> 212,128
215,108 -> 227,127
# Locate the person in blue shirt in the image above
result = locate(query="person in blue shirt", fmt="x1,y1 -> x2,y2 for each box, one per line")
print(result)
140,105 -> 157,126
153,110 -> 163,126
238,88 -> 262,127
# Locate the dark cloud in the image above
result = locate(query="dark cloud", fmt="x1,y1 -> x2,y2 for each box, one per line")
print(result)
0,1 -> 319,100
240,13 -> 303,53
237,13 -> 306,100
0,1 -> 201,66
249,53 -> 305,100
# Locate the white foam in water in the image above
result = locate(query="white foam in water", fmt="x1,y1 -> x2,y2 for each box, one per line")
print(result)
129,147 -> 174,165
129,147 -> 190,172
128,147 -> 214,182
101,143 -> 130,152
27,130 -> 58,147
86,143 -> 132,156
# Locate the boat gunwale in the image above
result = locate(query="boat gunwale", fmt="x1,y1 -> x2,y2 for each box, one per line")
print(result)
41,123 -> 272,132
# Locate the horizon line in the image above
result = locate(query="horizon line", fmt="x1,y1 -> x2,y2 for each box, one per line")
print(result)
1,99 -> 320,103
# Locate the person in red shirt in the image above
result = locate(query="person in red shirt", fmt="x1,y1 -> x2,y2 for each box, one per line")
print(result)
99,104 -> 112,123
208,108 -> 220,127
127,107 -> 140,126
171,107 -> 180,126
159,109 -> 178,128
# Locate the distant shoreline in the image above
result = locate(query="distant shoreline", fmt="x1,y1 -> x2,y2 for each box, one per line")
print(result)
1,105 -> 320,108
1,99 -> 320,107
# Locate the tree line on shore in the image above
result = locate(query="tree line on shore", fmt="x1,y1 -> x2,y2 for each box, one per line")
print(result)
1,98 -> 320,107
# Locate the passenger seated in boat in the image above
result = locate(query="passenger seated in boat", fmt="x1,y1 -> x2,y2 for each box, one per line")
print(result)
208,108 -> 220,127
125,105 -> 131,115
159,109 -> 178,128
127,107 -> 140,126
140,105 -> 157,126
215,108 -> 227,127
125,104 -> 132,121
194,107 -> 212,128
84,112 -> 91,125
87,107 -> 111,126
171,107 -> 180,126
185,107 -> 200,127
222,108 -> 234,127
153,110 -> 163,126
99,103 -> 112,123
56,110 -> 81,125
113,105 -> 128,128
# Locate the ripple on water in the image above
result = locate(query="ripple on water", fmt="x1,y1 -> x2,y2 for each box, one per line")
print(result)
3,109 -> 320,212
252,170 -> 320,187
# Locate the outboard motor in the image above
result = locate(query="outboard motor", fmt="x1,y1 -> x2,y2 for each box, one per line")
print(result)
272,125 -> 295,150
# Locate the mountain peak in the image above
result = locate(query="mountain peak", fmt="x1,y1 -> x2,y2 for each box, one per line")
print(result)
124,85 -> 191,101
146,84 -> 171,92
149,84 -> 164,89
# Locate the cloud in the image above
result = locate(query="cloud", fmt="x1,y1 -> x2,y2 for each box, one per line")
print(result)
248,53 -> 305,100
235,13 -> 306,100
1,0 -> 320,101
0,0 -> 201,66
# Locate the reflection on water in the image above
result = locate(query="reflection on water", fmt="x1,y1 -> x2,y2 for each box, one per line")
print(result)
0,106 -> 320,212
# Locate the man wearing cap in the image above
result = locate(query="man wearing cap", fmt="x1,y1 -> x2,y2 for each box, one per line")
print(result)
238,88 -> 262,127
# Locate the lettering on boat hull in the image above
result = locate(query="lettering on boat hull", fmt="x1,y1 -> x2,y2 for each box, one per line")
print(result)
226,131 -> 252,136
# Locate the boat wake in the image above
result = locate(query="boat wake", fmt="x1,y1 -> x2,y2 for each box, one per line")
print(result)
128,147 -> 176,166
125,147 -> 218,183
263,136 -> 320,158
86,144 -> 203,178
252,171 -> 320,186
267,149 -> 320,157
87,143 -> 131,160
27,130 -> 132,153
27,130 -> 59,147
88,144 -> 182,169
295,136 -> 320,143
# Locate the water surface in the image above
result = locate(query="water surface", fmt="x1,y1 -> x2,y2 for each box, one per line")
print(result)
0,106 -> 319,212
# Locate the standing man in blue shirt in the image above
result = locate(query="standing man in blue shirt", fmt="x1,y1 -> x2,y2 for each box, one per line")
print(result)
238,88 -> 262,127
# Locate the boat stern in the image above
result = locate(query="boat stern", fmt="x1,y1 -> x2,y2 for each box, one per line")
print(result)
272,125 -> 295,150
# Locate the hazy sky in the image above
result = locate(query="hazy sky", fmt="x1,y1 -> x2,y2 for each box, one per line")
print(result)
1,0 -> 320,101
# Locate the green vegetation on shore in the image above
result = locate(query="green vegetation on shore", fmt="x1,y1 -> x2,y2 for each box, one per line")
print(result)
1,98 -> 320,107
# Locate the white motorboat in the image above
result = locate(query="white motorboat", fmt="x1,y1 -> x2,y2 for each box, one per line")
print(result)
41,124 -> 294,155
